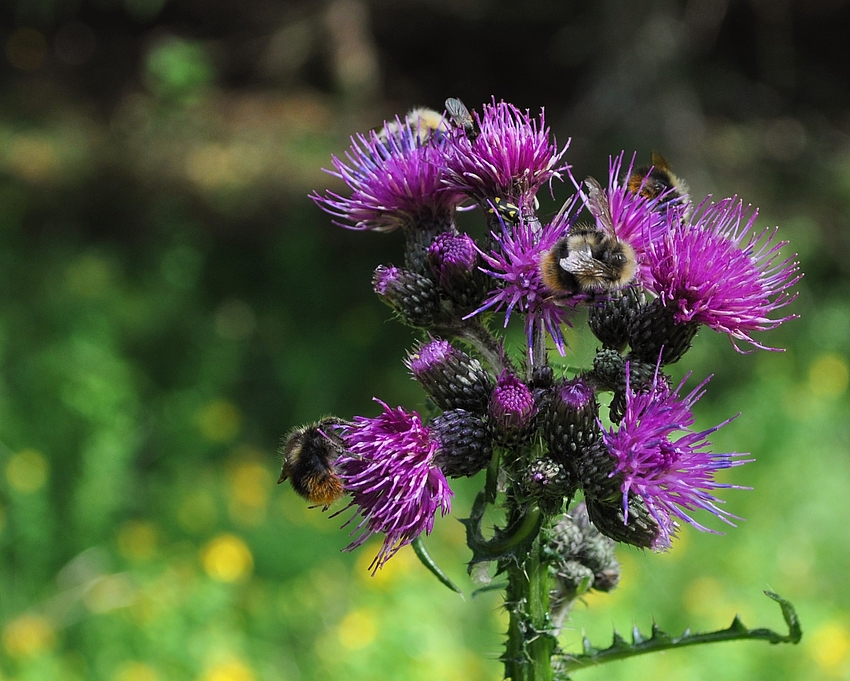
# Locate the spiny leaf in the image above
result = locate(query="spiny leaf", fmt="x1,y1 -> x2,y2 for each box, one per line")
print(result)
631,624 -> 644,645
764,591 -> 803,644
729,614 -> 748,633
557,591 -> 803,673
461,491 -> 543,568
611,630 -> 628,649
471,581 -> 508,599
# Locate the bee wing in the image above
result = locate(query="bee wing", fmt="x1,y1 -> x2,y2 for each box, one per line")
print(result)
584,177 -> 616,237
559,249 -> 606,278
649,150 -> 671,172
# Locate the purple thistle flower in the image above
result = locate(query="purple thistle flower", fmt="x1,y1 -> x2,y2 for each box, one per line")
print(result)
601,368 -> 750,550
311,116 -> 464,233
642,197 -> 801,351
443,99 -> 569,205
336,400 -> 453,572
470,214 -> 579,355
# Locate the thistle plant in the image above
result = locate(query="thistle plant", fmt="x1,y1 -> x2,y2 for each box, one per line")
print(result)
286,98 -> 803,680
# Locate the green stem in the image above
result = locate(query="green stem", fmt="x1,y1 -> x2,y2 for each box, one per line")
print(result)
504,534 -> 556,681
463,494 -> 543,563
454,319 -> 508,375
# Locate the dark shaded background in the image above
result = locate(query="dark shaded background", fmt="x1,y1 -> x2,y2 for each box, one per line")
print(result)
0,1 -> 847,680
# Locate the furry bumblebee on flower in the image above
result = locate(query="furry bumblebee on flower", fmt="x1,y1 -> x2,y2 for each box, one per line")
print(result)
283,97 -> 802,680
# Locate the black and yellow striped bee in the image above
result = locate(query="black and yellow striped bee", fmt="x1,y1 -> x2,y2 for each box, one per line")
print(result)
626,152 -> 690,216
379,107 -> 449,146
542,178 -> 637,293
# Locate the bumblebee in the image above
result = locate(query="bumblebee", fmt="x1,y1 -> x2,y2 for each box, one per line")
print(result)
445,97 -> 479,141
278,417 -> 349,508
379,107 -> 448,146
626,152 -> 690,215
541,178 -> 637,293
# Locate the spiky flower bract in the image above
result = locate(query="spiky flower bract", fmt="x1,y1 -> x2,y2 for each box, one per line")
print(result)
312,116 -> 464,233
471,213 -> 579,354
600,368 -> 749,550
642,197 -> 801,351
337,400 -> 452,571
444,99 -> 569,205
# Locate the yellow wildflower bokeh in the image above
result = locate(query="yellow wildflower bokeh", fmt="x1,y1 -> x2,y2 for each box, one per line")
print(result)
337,608 -> 378,651
197,400 -> 242,443
117,520 -> 159,561
2,613 -> 56,658
199,657 -> 255,681
809,621 -> 850,677
113,661 -> 160,681
201,534 -> 253,583
6,449 -> 49,493
809,353 -> 849,399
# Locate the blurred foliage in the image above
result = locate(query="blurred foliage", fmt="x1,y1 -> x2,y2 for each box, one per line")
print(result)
0,0 -> 848,679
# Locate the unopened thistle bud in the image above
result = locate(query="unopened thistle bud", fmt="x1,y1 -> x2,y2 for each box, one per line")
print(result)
525,455 -> 576,515
546,503 -> 621,632
488,371 -> 537,445
590,348 -> 626,392
404,220 -> 454,275
575,439 -> 618,501
584,493 -> 662,550
587,287 -> 647,352
427,231 -> 488,312
548,503 -> 620,593
431,408 -> 493,478
628,296 -> 700,365
608,358 -> 668,424
542,377 -> 600,468
373,265 -> 441,328
405,338 -> 493,413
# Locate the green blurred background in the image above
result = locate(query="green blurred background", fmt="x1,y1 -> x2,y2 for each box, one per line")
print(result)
0,1 -> 848,679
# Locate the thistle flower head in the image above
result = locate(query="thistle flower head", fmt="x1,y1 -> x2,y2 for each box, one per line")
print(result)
427,231 -> 479,287
471,214 -> 578,355
405,338 -> 493,413
543,376 -> 600,465
558,376 -> 597,411
642,197 -> 801,351
312,117 -> 465,232
444,99 -> 569,206
600,368 -> 750,550
337,400 -> 452,571
372,265 -> 441,327
489,371 -> 537,431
